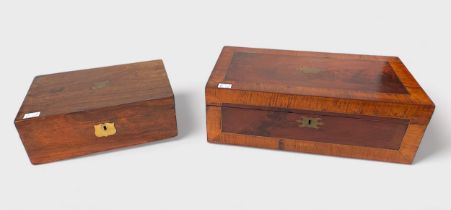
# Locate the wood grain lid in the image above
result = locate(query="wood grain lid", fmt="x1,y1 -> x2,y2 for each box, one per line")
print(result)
206,46 -> 434,124
16,60 -> 174,121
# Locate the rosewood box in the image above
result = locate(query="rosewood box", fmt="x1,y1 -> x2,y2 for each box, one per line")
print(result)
15,60 -> 177,164
205,46 -> 434,164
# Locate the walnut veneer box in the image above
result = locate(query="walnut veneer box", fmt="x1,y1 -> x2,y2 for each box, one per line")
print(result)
205,46 -> 434,164
14,60 -> 177,164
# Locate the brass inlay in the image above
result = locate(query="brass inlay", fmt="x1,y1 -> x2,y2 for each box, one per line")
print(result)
91,80 -> 110,90
299,66 -> 322,74
94,122 -> 117,137
296,117 -> 323,129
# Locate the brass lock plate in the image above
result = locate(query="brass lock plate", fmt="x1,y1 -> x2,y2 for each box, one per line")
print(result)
296,117 -> 323,129
94,122 -> 117,137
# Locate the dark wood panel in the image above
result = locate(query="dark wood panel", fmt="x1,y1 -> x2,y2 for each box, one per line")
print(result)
226,52 -> 407,94
221,106 -> 409,150
206,46 -> 435,107
207,106 -> 429,164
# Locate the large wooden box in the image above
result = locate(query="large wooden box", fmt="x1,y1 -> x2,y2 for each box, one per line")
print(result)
205,46 -> 435,164
15,60 -> 177,164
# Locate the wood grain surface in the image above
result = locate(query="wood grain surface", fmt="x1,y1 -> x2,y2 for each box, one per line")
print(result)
206,46 -> 435,164
226,52 -> 408,94
16,60 -> 173,120
222,106 -> 409,150
15,60 -> 177,164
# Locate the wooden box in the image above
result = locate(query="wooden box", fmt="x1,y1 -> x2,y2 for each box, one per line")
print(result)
205,46 -> 435,164
14,60 -> 177,164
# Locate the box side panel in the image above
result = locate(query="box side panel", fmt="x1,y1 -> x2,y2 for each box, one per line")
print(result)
221,106 -> 409,150
206,105 -> 431,164
15,97 -> 177,164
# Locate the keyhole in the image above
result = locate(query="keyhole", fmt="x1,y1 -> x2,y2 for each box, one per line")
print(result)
103,125 -> 107,131
308,120 -> 312,125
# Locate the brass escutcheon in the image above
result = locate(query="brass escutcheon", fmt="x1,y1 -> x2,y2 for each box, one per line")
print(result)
296,117 -> 323,129
94,122 -> 117,137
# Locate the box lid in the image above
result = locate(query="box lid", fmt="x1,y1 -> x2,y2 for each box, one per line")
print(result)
206,47 -> 434,124
16,60 -> 173,121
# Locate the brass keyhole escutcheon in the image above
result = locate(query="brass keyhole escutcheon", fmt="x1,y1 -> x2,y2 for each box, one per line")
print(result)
297,117 -> 323,129
94,122 -> 117,137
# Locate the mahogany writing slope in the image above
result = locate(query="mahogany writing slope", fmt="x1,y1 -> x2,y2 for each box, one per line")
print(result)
15,60 -> 177,164
206,46 -> 434,164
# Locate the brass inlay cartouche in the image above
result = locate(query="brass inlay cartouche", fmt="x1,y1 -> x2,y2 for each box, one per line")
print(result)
91,80 -> 110,90
296,117 -> 323,129
299,66 -> 322,74
94,122 -> 117,137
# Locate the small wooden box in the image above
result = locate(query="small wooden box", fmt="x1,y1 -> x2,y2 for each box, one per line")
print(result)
206,46 -> 435,164
15,60 -> 177,164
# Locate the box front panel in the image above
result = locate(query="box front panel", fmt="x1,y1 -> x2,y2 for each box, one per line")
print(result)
16,98 -> 177,164
221,106 -> 409,150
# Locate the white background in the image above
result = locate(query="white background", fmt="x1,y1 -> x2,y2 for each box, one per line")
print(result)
1,0 -> 450,209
